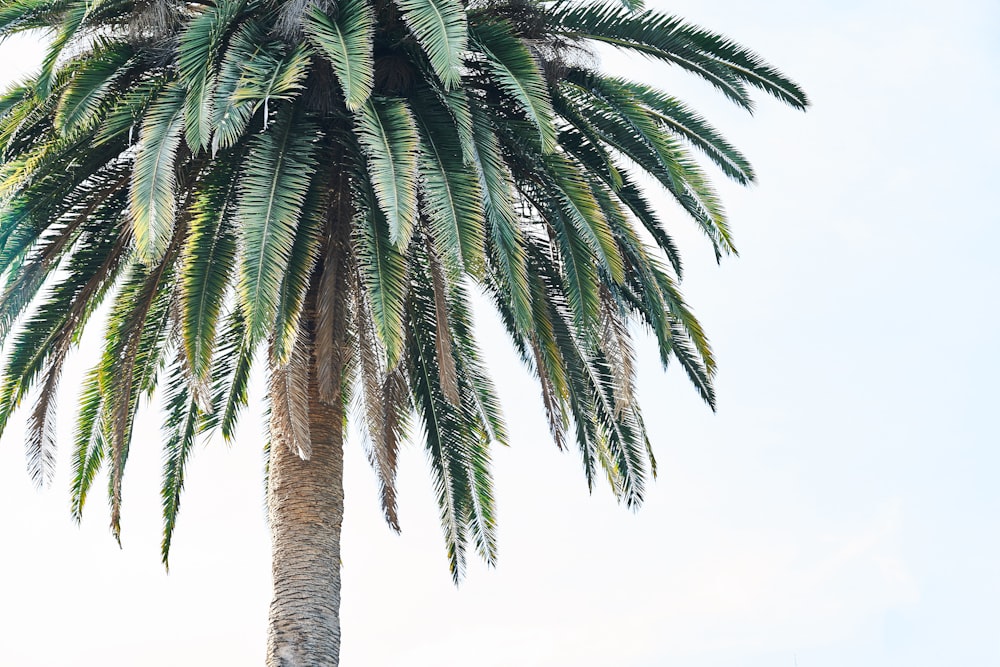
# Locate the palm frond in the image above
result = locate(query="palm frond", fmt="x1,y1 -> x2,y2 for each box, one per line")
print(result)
562,80 -> 736,257
544,153 -> 625,284
471,19 -> 556,152
35,0 -> 86,98
236,105 -> 317,345
25,335 -> 70,488
598,284 -> 635,415
354,97 -> 420,248
198,308 -> 255,441
209,21 -> 263,154
54,42 -> 134,137
469,107 -> 532,334
70,364 -> 106,522
352,266 -> 409,530
0,169 -> 128,342
177,0 -> 246,151
407,255 -> 499,579
231,42 -> 311,116
269,323 -> 312,460
549,2 -> 809,111
129,82 -> 185,264
424,234 -> 460,405
104,244 -> 180,541
0,0 -> 68,36
179,160 -> 239,381
564,68 -> 754,184
395,0 -> 467,90
93,75 -> 166,147
432,87 -> 476,164
412,92 -> 486,274
303,0 -> 374,111
353,179 -> 408,366
159,353 -> 202,568
272,172 -> 324,365
0,221 -> 127,442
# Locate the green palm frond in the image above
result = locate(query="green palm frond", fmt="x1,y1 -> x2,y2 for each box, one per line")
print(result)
272,177 -> 324,364
237,105 -> 317,345
0,219 -> 126,441
395,0 -> 467,90
564,68 -> 754,184
0,169 -> 128,342
471,19 -> 557,152
469,107 -> 533,334
550,2 -> 809,111
551,202 -> 601,328
564,81 -> 736,257
129,83 -> 185,264
25,336 -> 69,487
160,355 -> 201,567
231,42 -> 311,114
543,153 -> 625,284
0,0 -> 66,35
409,310 -> 467,579
177,0 -> 246,151
433,87 -> 477,164
210,22 -> 263,154
304,0 -> 375,111
69,364 -> 107,522
616,79 -> 755,184
354,97 -> 420,248
103,243 -> 180,540
353,179 -> 408,366
198,309 -> 255,441
407,246 -> 500,578
447,276 -> 507,448
19,216 -> 128,487
54,42 -> 134,137
93,76 -> 165,147
180,161 -> 239,380
412,93 -> 486,274
35,0 -> 86,98
555,122 -> 685,276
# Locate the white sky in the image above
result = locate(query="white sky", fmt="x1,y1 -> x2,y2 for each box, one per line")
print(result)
1,0 -> 998,665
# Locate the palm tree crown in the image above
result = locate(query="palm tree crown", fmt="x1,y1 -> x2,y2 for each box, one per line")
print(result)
0,0 -> 806,619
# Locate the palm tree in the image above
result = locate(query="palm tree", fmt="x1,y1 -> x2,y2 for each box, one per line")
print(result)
0,0 -> 806,662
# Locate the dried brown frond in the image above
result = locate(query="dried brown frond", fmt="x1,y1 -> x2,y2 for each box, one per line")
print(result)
273,0 -> 335,40
316,175 -> 353,404
349,253 -> 410,529
269,321 -> 313,460
128,0 -> 181,47
425,234 -> 460,406
378,363 -> 409,528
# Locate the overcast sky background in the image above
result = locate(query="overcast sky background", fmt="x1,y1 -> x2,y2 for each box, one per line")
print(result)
1,0 -> 998,665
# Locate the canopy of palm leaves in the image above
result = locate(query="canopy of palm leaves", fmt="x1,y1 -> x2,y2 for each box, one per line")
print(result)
0,0 -> 807,579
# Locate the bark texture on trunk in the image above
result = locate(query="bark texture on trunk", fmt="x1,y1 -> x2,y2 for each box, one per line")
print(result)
265,330 -> 345,667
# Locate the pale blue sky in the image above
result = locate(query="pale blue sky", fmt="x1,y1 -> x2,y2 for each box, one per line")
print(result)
1,1 -> 997,665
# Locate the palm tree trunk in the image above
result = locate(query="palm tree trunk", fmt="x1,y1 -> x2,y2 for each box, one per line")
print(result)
265,317 -> 345,666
